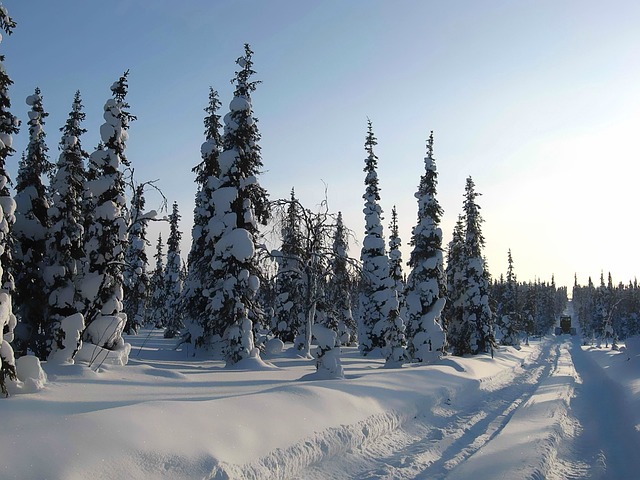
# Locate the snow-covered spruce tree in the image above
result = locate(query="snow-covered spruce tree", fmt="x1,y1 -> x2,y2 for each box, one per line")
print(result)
80,142 -> 102,248
388,205 -> 405,309
0,3 -> 16,290
203,44 -> 270,365
271,188 -> 306,345
183,88 -> 222,330
13,87 -> 53,359
498,249 -> 520,347
328,211 -> 356,346
45,91 -> 88,362
147,233 -> 167,327
122,183 -> 154,335
404,132 -> 446,362
0,4 -> 18,393
163,201 -> 183,338
461,177 -> 495,355
358,121 -> 406,366
445,215 -> 469,355
80,72 -> 134,360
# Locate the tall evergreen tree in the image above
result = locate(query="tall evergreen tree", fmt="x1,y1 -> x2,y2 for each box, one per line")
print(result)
445,215 -> 467,355
358,121 -> 405,365
81,142 -> 102,254
183,88 -> 222,329
498,249 -> 520,347
13,87 -> 52,359
45,91 -> 88,359
147,233 -> 167,327
163,201 -> 183,338
81,72 -> 134,351
123,183 -> 152,334
0,4 -> 18,394
388,205 -> 405,307
203,44 -> 270,365
328,211 -> 356,345
461,176 -> 495,355
404,132 -> 446,362
272,188 -> 306,345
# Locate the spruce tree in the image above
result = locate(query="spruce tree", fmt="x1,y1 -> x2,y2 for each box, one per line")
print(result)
183,88 -> 222,330
388,205 -> 405,308
272,188 -> 306,345
147,233 -> 167,328
445,215 -> 468,355
13,87 -> 52,359
81,142 -> 102,250
81,72 -> 134,351
358,121 -> 405,365
204,44 -> 270,365
0,4 -> 18,394
499,249 -> 520,347
163,201 -> 183,338
45,91 -> 88,359
123,183 -> 151,334
328,211 -> 356,345
404,132 -> 446,362
461,176 -> 495,355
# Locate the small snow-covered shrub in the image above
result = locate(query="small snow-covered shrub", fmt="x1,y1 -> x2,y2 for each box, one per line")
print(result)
77,314 -> 130,367
265,337 -> 284,355
313,324 -> 344,379
83,314 -> 126,350
15,355 -> 47,392
75,342 -> 131,367
0,291 -> 17,395
48,313 -> 84,364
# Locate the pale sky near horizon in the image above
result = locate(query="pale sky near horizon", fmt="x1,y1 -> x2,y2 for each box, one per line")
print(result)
3,0 -> 640,290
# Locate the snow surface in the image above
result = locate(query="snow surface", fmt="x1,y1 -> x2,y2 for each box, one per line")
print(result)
1,329 -> 639,479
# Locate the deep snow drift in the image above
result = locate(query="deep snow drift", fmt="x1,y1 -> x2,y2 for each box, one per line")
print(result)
1,330 -> 639,479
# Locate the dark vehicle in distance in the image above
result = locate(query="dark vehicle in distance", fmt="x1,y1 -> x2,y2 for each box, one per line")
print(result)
555,315 -> 576,335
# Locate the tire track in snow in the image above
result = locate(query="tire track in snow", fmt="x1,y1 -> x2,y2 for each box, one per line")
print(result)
297,339 -> 557,479
446,338 -> 580,480
544,339 -> 640,480
418,340 -> 560,479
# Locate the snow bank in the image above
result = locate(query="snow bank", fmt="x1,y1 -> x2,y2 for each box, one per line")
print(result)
0,329 -> 541,479
584,339 -> 640,430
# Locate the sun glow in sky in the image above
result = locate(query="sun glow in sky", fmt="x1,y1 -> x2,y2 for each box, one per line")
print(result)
4,0 -> 640,290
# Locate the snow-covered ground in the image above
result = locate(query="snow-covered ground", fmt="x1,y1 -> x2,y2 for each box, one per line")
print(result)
2,330 -> 639,479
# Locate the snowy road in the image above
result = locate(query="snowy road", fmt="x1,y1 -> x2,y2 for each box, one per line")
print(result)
297,337 -> 640,479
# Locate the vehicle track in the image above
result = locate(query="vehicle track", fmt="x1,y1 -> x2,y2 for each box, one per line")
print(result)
544,339 -> 640,479
298,339 -> 559,479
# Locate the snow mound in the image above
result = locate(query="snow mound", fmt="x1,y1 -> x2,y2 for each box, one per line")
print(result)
226,355 -> 277,370
264,337 -> 284,355
142,365 -> 188,380
13,355 -> 47,393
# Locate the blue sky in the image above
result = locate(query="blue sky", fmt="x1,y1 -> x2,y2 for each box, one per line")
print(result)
3,0 -> 640,289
